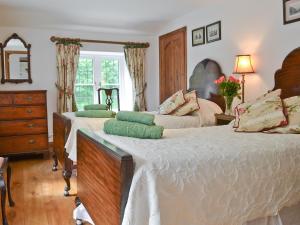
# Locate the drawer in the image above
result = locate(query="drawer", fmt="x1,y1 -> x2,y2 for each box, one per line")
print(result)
0,119 -> 47,136
0,134 -> 48,154
14,93 -> 46,105
0,94 -> 13,106
0,106 -> 47,120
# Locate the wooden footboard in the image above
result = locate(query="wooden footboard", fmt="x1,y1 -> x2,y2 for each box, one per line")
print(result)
53,112 -> 74,196
53,112 -> 72,165
77,129 -> 133,225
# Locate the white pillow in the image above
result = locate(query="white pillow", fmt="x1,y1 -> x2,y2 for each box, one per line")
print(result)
192,98 -> 223,126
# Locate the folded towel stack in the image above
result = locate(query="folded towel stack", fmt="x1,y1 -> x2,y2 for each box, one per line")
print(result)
104,111 -> 164,139
75,110 -> 116,118
75,104 -> 114,118
84,104 -> 108,110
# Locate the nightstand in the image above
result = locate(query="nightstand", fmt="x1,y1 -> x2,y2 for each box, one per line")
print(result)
215,113 -> 235,125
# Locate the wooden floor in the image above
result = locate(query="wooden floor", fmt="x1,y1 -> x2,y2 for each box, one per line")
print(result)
6,158 -> 77,225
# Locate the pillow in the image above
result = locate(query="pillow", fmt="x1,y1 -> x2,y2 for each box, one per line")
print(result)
159,90 -> 186,115
266,96 -> 300,133
192,98 -> 223,126
233,89 -> 282,128
172,90 -> 200,116
235,94 -> 287,132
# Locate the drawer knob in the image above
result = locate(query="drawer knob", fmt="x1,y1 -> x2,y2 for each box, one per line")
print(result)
28,139 -> 36,144
27,123 -> 35,128
27,109 -> 33,114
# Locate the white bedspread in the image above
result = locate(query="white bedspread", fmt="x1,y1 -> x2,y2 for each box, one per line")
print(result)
64,116 -> 109,161
91,125 -> 300,225
63,112 -> 203,161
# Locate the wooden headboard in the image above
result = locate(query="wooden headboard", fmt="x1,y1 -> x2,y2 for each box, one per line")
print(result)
189,58 -> 225,111
273,47 -> 300,98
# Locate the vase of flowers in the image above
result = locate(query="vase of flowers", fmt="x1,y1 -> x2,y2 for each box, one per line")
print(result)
214,75 -> 241,115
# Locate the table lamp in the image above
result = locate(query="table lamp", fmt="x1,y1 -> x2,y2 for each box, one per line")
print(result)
233,55 -> 255,103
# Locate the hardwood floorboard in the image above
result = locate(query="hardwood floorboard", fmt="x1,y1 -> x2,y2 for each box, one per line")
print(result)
6,158 -> 77,225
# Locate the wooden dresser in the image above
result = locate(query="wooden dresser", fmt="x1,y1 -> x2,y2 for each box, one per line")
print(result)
0,90 -> 48,156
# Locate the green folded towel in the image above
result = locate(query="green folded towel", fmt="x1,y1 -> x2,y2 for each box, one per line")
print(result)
104,119 -> 164,139
75,110 -> 116,118
116,111 -> 155,126
84,104 -> 108,110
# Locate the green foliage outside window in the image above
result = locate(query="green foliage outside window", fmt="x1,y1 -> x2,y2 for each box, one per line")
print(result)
75,57 -> 121,111
75,58 -> 94,111
100,59 -> 120,111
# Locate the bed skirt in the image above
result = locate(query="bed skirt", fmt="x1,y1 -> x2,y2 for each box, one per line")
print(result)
73,201 -> 300,225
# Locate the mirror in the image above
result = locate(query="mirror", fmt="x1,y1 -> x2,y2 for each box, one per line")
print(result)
0,33 -> 32,83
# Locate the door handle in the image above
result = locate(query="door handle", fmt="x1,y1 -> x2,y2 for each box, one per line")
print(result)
27,123 -> 35,128
26,109 -> 33,114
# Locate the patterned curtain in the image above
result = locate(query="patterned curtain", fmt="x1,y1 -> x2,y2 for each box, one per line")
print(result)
55,41 -> 80,113
124,46 -> 147,111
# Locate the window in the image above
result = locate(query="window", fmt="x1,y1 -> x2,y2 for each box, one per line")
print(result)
75,52 -> 133,111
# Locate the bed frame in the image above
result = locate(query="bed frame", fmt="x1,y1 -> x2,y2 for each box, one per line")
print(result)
52,59 -> 225,196
52,113 -> 73,196
75,47 -> 300,224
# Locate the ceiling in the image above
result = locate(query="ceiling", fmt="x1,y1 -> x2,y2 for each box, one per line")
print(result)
0,0 -> 222,34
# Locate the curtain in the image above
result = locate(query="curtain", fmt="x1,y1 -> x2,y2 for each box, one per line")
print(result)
55,41 -> 80,113
124,46 -> 147,111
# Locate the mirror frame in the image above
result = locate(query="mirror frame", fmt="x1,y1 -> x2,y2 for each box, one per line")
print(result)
0,33 -> 32,84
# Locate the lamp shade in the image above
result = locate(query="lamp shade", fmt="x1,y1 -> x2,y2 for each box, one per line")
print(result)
233,55 -> 254,74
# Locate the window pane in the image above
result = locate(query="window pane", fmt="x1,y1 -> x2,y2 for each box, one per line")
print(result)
76,58 -> 93,84
100,59 -> 120,111
75,85 -> 94,111
101,59 -> 119,86
75,57 -> 94,110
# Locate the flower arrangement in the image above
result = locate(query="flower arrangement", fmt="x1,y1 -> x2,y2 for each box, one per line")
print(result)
214,75 -> 241,115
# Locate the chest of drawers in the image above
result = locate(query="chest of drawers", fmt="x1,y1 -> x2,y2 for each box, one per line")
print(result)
0,90 -> 48,156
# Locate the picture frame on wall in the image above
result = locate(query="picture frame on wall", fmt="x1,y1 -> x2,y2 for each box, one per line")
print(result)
283,0 -> 300,24
192,27 -> 205,46
206,21 -> 221,43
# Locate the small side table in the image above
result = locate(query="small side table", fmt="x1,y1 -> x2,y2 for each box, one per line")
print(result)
0,158 -> 14,225
215,113 -> 235,126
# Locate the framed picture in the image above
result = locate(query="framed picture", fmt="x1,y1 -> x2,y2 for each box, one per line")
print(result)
283,0 -> 300,24
206,21 -> 221,43
192,27 -> 205,46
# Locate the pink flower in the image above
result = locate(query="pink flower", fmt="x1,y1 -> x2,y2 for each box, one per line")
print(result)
229,75 -> 240,83
214,76 -> 226,84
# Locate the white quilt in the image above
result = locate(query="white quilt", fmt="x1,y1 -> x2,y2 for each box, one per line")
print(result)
63,112 -> 203,161
91,125 -> 300,225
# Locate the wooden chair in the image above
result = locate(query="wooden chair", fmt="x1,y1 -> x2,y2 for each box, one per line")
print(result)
0,157 -> 14,225
97,88 -> 120,111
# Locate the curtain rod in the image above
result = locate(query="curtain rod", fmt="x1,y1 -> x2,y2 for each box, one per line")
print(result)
50,36 -> 150,48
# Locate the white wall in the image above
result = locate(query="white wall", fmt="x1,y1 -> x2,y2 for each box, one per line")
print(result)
157,0 -> 300,102
0,27 -> 158,141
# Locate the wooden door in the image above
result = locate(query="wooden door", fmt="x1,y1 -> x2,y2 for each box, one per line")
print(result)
159,27 -> 187,103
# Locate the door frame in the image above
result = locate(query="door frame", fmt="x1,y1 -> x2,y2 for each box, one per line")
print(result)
159,26 -> 187,103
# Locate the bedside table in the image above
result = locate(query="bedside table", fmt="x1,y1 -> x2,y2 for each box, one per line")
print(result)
215,113 -> 235,125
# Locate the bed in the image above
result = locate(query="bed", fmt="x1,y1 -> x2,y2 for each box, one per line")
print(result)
75,47 -> 300,225
52,58 -> 225,196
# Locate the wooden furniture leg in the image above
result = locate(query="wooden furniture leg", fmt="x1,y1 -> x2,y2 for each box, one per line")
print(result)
6,165 -> 14,207
63,152 -> 73,196
0,179 -> 8,225
52,152 -> 58,172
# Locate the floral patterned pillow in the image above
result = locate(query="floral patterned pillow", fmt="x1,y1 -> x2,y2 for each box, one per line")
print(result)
233,89 -> 282,128
235,94 -> 287,132
159,90 -> 186,115
266,96 -> 300,134
172,90 -> 200,116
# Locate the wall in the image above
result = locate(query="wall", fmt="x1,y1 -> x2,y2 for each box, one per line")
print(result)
0,27 -> 158,141
157,0 -> 300,102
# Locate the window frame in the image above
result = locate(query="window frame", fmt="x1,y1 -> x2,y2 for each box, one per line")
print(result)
75,51 -> 126,111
